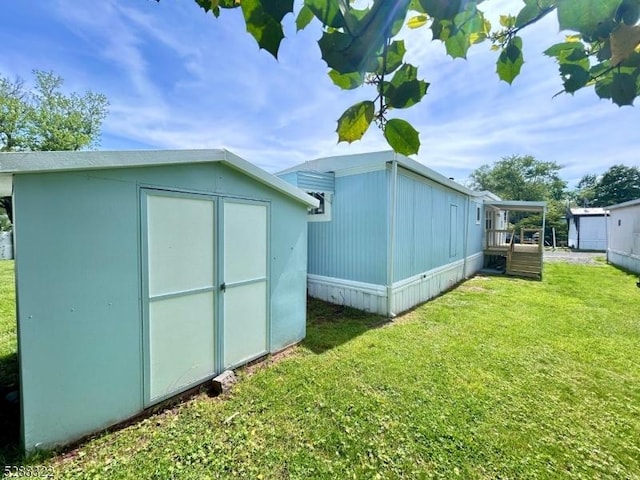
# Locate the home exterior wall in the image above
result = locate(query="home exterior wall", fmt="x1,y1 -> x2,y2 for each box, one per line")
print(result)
13,161 -> 308,451
287,160 -> 485,317
388,170 -> 483,314
607,202 -> 640,274
307,169 -> 388,285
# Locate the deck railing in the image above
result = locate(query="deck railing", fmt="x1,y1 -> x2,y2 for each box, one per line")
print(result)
485,228 -> 544,252
519,228 -> 544,252
485,229 -> 511,250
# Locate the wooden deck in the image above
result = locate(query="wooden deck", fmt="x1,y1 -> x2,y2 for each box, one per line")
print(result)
484,229 -> 543,279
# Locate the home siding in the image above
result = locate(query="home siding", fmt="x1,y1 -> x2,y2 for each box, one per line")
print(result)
608,203 -> 640,274
307,169 -> 388,286
393,169 -> 467,282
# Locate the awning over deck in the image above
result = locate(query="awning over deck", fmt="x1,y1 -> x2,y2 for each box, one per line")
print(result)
484,200 -> 546,212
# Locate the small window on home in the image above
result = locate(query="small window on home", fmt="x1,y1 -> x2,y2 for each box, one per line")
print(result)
307,191 -> 332,222
476,205 -> 481,224
308,192 -> 325,215
618,219 -> 622,226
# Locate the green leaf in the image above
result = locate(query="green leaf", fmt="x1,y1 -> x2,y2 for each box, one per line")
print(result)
383,40 -> 407,74
318,31 -> 364,73
407,14 -> 429,28
595,75 -> 614,99
384,118 -> 420,155
336,101 -> 375,143
305,0 -> 345,28
419,0 -> 464,21
445,31 -> 471,58
318,0 -> 410,75
544,42 -> 582,58
611,72 -> 637,105
296,5 -> 315,31
328,70 -> 364,90
557,0 -> 620,38
383,64 -> 429,109
515,0 -> 554,28
559,63 -> 590,93
497,36 -> 524,84
500,14 -> 515,28
240,0 -> 293,58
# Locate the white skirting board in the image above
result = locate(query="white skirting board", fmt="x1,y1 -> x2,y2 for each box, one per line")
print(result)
307,252 -> 484,316
607,249 -> 640,275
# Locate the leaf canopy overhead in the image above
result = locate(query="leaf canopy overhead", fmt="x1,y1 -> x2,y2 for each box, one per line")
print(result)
178,0 -> 640,155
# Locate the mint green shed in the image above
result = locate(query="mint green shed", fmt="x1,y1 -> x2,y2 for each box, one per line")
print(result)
0,149 -> 316,451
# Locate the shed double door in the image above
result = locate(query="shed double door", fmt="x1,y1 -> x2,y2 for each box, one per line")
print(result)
142,189 -> 268,405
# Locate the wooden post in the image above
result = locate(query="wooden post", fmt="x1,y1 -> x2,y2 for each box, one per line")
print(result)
552,227 -> 556,251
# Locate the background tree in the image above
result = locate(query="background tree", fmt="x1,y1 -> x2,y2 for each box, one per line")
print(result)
469,155 -> 566,201
470,154 -> 568,243
0,70 -> 109,224
574,164 -> 640,207
180,0 -> 640,154
573,173 -> 599,207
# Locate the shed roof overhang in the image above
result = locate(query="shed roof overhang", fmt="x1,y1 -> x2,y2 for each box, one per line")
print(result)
484,200 -> 546,212
0,149 -> 319,208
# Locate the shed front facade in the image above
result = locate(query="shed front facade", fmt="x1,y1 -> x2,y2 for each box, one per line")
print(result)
607,198 -> 640,274
279,151 -> 491,317
568,208 -> 608,251
0,149 -> 316,451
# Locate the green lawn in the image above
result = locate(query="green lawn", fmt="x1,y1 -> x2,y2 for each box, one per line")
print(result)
0,261 -> 16,386
1,261 -> 640,478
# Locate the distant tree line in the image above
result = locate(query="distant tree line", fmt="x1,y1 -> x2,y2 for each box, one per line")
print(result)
0,70 -> 108,227
469,155 -> 640,244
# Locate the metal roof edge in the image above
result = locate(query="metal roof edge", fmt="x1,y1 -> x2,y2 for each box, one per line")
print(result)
606,198 -> 640,210
0,149 -> 318,208
279,151 -> 491,198
221,150 -> 319,208
0,149 -> 228,174
484,200 -> 547,212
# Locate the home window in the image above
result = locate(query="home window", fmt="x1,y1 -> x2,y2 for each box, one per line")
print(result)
476,205 -> 481,224
308,191 -> 332,222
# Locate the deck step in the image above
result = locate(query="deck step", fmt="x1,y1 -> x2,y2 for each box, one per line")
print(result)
507,251 -> 543,278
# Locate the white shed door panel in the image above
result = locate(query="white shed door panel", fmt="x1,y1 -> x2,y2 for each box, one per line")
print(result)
223,201 -> 268,368
149,293 -> 214,400
147,195 -> 214,296
145,192 -> 216,404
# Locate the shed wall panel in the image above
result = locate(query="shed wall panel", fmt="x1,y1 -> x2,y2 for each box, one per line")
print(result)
578,216 -> 607,250
14,161 -> 308,450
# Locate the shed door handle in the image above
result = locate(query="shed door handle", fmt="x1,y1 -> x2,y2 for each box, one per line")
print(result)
220,282 -> 226,292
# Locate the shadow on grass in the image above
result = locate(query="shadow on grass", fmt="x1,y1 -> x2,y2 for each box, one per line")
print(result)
302,297 -> 387,354
0,377 -> 21,466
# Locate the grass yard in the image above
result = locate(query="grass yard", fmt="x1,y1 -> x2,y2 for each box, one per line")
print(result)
1,261 -> 640,478
0,261 -> 16,387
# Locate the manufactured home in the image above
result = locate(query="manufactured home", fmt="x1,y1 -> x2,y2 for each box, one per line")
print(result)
0,149 -> 316,451
607,198 -> 640,274
567,207 -> 608,251
279,151 -> 546,316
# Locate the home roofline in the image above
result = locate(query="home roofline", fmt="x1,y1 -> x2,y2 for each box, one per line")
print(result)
606,198 -> 640,210
279,150 -> 491,198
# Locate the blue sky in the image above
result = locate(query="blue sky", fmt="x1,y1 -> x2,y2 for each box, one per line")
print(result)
1,0 -> 637,187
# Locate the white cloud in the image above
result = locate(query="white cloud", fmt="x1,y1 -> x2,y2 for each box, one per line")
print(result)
0,0 -> 637,187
